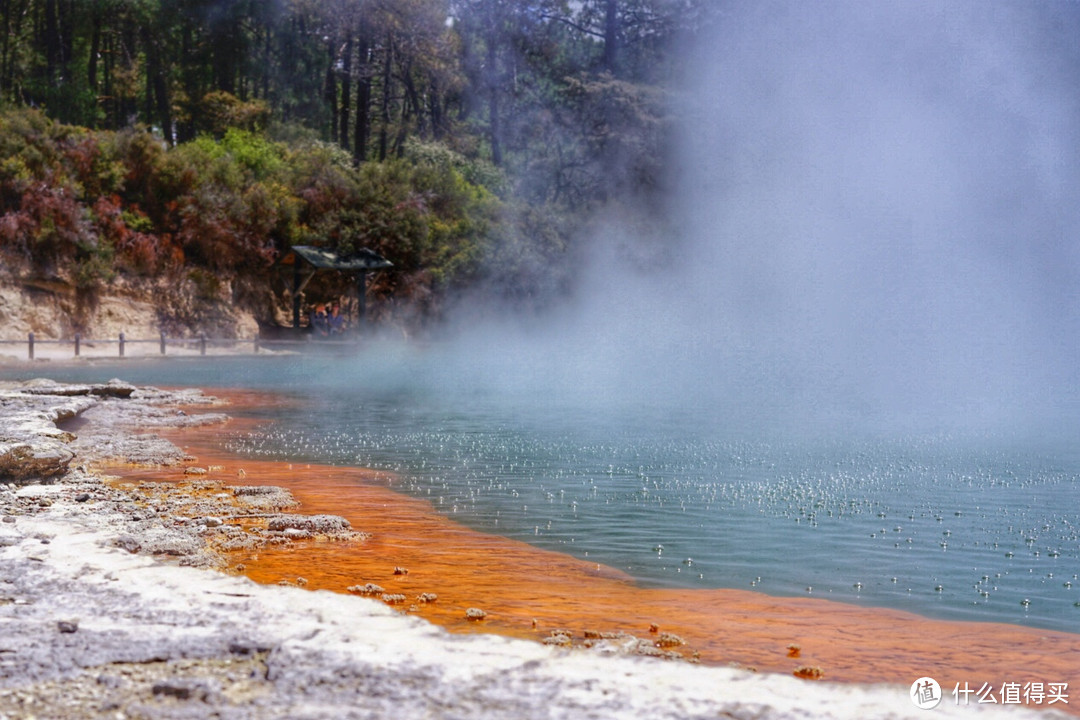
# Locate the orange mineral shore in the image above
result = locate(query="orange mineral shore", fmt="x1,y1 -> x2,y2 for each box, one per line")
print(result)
115,388 -> 1080,714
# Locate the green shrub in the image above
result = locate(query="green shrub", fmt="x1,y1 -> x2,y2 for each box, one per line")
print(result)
0,107 -> 573,327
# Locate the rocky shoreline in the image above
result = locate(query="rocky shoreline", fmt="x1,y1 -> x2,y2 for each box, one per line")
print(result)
0,381 -> 1060,719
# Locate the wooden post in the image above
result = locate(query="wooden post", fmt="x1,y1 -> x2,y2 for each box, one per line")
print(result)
74,333 -> 80,357
254,336 -> 260,353
28,332 -> 34,360
160,330 -> 167,355
292,259 -> 302,329
200,334 -> 207,355
356,271 -> 368,335
119,332 -> 125,357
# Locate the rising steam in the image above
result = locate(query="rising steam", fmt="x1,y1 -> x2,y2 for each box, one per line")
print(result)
440,1 -> 1080,438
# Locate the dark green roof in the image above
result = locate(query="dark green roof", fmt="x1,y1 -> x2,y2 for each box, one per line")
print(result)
284,245 -> 393,272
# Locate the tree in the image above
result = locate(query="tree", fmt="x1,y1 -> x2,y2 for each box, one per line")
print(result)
0,0 -> 711,328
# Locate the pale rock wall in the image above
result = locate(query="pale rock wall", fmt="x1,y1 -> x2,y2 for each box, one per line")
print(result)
0,274 -> 259,342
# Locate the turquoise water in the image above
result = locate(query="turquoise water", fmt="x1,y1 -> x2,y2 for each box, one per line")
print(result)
7,350 -> 1079,634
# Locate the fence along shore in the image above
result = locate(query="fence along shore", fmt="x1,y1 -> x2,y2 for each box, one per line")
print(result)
2,331 -> 365,359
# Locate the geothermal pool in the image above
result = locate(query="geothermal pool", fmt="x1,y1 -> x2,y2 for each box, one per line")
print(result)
12,350 -> 1080,636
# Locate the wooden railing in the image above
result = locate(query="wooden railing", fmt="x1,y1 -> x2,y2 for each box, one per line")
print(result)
0,331 -> 369,359
0,328 -> 375,358
0,331 -> 260,359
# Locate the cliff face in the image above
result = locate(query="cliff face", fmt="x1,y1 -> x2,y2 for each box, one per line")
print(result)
0,265 -> 260,343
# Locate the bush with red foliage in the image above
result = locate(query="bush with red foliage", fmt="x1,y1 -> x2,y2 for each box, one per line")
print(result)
0,107 -> 555,332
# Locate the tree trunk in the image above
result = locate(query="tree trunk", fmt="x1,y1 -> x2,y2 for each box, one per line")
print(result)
393,83 -> 410,158
43,0 -> 60,81
378,34 -> 392,162
0,0 -> 9,97
324,38 -> 337,143
339,35 -> 352,151
142,26 -> 171,141
87,1 -> 100,96
603,0 -> 618,75
102,26 -> 114,127
3,0 -> 31,99
59,0 -> 73,77
120,14 -> 137,124
486,36 -> 501,166
212,20 -> 238,96
143,28 -> 154,125
178,23 -> 196,141
353,37 -> 371,165
5,0 -> 29,99
401,60 -> 424,137
261,25 -> 271,100
428,75 -> 445,140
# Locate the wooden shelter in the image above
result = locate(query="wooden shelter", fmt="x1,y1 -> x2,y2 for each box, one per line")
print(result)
277,245 -> 393,332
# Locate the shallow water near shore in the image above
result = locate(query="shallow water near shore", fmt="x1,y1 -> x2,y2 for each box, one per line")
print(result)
6,348 -> 1080,639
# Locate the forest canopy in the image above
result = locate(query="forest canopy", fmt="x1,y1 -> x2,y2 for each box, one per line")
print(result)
0,0 -> 711,332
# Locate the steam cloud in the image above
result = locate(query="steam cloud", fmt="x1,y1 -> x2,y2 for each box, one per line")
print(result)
447,1 -> 1080,438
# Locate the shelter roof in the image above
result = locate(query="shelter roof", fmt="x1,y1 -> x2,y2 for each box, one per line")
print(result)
280,245 -> 393,272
